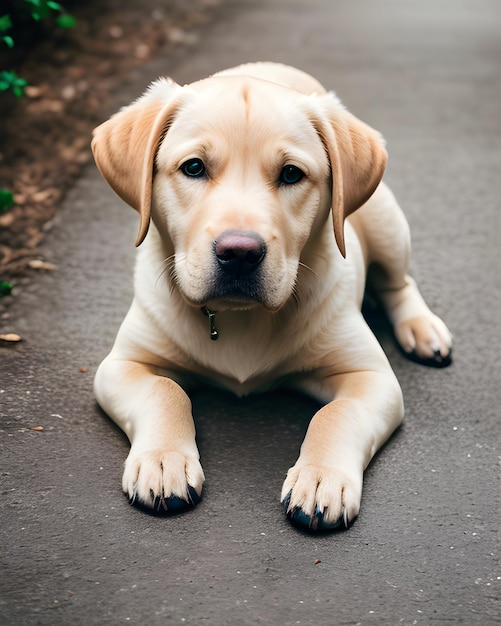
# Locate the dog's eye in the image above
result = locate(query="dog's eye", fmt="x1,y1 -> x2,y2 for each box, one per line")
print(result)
279,165 -> 305,185
180,158 -> 206,178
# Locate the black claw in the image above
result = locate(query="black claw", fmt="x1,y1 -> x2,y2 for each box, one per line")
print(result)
282,493 -> 348,532
127,486 -> 202,516
282,490 -> 292,511
401,346 -> 452,369
187,485 -> 203,506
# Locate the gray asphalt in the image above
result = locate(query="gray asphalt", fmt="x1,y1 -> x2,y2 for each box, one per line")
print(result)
1,0 -> 499,624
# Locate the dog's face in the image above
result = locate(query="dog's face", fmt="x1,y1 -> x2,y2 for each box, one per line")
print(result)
152,78 -> 331,311
92,74 -> 387,312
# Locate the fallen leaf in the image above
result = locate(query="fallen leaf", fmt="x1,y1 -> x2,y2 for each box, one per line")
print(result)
28,259 -> 57,271
24,85 -> 44,98
0,333 -> 21,342
0,211 -> 15,227
31,188 -> 61,204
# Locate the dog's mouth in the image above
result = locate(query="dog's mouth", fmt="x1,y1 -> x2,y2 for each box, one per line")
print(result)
193,276 -> 271,312
176,269 -> 287,314
217,272 -> 267,301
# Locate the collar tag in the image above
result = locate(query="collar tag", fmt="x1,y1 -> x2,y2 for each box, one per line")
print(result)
201,306 -> 219,340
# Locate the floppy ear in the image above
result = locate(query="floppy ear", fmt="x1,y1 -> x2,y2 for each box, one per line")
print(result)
91,78 -> 182,246
315,94 -> 388,257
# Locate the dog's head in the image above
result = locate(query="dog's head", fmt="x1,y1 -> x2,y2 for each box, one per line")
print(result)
92,72 -> 386,312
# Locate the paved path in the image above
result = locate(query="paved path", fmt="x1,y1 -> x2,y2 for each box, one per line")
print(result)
1,0 -> 499,624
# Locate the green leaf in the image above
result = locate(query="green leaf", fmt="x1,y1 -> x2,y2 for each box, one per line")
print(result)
2,35 -> 14,48
0,281 -> 13,297
0,189 -> 14,212
27,0 -> 49,19
47,1 -> 62,10
0,71 -> 28,96
0,70 -> 14,88
0,14 -> 13,31
56,14 -> 76,29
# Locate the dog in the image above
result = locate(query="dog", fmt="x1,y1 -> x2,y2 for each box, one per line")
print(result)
91,62 -> 452,531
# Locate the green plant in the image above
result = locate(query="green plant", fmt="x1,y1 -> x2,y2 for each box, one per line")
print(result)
0,0 -> 76,97
0,14 -> 14,48
0,281 -> 13,297
24,1 -> 77,29
0,70 -> 27,97
0,189 -> 14,213
0,190 -> 14,296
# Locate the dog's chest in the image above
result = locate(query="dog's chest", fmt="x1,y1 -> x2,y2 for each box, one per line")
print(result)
175,308 -> 302,389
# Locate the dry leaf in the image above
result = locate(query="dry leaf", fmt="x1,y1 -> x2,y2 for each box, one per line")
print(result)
0,212 -> 15,227
0,333 -> 22,342
24,85 -> 44,98
31,188 -> 61,203
28,259 -> 57,271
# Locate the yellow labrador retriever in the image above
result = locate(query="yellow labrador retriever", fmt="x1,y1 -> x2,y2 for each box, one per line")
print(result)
92,62 -> 452,530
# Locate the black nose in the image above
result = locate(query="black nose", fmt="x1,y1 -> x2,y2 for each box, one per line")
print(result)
214,230 -> 266,278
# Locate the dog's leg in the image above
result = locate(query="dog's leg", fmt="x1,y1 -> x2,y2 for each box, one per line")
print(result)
282,363 -> 404,531
94,356 -> 204,513
360,183 -> 452,366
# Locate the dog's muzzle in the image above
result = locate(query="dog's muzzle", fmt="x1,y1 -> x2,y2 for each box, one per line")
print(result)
195,229 -> 268,307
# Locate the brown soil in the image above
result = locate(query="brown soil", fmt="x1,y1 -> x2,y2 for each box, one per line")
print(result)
0,0 -> 221,319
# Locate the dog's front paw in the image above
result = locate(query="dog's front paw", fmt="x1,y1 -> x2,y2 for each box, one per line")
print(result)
122,449 -> 205,514
281,464 -> 362,531
395,313 -> 452,367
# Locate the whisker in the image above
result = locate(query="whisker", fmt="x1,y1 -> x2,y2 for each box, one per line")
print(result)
298,261 -> 320,279
290,281 -> 300,307
290,260 -> 321,307
155,254 -> 177,290
161,255 -> 174,266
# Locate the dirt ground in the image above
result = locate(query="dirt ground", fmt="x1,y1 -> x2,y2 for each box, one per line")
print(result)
0,0 -> 221,319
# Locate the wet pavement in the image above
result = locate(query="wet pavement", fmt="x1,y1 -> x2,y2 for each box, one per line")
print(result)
1,0 -> 499,624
